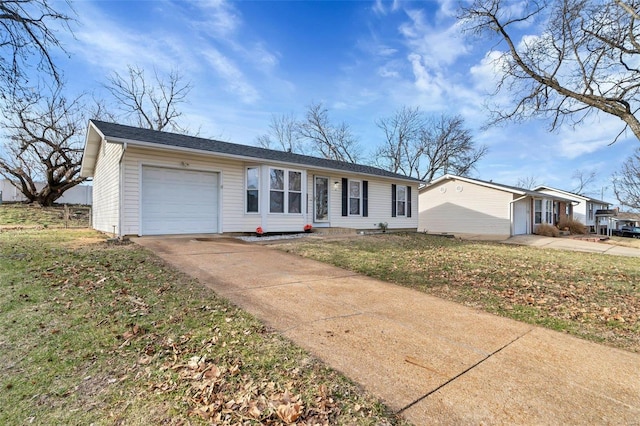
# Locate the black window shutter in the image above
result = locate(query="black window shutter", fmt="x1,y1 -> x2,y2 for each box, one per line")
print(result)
341,178 -> 348,216
407,186 -> 412,218
362,180 -> 368,217
391,184 -> 397,217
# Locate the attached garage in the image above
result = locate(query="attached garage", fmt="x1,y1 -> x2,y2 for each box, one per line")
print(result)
141,166 -> 219,235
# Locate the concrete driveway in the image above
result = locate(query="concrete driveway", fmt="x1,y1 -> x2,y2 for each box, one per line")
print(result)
135,236 -> 640,425
503,234 -> 640,257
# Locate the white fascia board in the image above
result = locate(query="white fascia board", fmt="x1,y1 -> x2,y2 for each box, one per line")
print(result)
80,122 -> 107,177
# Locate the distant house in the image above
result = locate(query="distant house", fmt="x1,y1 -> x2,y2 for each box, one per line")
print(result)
0,179 -> 92,205
533,186 -> 610,233
418,175 -> 574,238
80,120 -> 420,237
612,211 -> 640,229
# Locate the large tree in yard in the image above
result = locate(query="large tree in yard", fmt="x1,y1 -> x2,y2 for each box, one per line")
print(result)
460,0 -> 640,142
0,83 -> 98,206
375,107 -> 487,182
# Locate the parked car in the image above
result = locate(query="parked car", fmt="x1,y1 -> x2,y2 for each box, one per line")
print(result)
612,226 -> 640,238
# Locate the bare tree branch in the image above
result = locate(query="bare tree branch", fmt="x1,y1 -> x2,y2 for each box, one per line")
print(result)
613,147 -> 640,209
460,0 -> 640,142
297,102 -> 361,163
571,168 -> 598,194
516,175 -> 541,189
255,113 -> 304,153
104,65 -> 193,133
0,0 -> 73,96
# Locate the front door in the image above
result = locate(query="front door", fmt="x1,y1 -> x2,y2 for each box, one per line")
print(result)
314,176 -> 329,222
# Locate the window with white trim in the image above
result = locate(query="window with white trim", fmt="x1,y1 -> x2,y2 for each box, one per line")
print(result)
396,185 -> 407,216
545,200 -> 553,224
246,167 -> 259,213
349,180 -> 361,215
588,203 -> 594,220
269,168 -> 303,214
534,199 -> 542,224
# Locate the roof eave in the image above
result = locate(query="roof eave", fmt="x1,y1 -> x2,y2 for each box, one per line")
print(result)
105,136 -> 421,184
80,121 -> 105,177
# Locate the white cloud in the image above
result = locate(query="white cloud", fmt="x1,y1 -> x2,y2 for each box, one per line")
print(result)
192,0 -> 241,38
201,48 -> 260,104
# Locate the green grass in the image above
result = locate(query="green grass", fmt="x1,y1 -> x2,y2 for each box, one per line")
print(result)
0,229 -> 407,425
278,233 -> 640,353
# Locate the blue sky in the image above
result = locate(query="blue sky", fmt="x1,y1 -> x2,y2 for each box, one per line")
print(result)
49,0 -> 639,204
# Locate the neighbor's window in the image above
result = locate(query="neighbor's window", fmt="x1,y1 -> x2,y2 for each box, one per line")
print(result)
246,167 -> 259,213
545,200 -> 553,224
588,203 -> 594,220
534,199 -> 542,224
349,180 -> 361,215
269,168 -> 303,214
396,185 -> 407,216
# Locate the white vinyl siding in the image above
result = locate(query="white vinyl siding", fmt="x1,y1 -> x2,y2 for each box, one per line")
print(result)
324,174 -> 418,230
91,141 -> 122,234
110,146 -> 418,235
419,178 -> 513,236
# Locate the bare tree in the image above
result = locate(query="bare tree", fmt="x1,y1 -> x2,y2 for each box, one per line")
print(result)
460,0 -> 640,142
571,169 -> 597,194
516,175 -> 541,189
255,113 -> 304,153
374,106 -> 425,176
613,148 -> 640,210
375,109 -> 487,181
297,102 -> 361,163
0,83 -> 101,206
0,0 -> 73,96
104,65 -> 192,133
420,114 -> 488,182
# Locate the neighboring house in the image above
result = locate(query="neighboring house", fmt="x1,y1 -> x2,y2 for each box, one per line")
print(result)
418,175 -> 574,238
533,186 -> 610,233
612,211 -> 640,229
0,179 -> 92,205
80,120 -> 420,237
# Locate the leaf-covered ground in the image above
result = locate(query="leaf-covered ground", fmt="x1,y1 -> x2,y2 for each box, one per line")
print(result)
0,229 -> 407,425
279,233 -> 640,353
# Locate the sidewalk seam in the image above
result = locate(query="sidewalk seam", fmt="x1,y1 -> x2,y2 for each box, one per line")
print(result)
396,328 -> 534,415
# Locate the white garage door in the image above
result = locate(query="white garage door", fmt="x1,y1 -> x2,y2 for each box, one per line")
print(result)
141,166 -> 219,235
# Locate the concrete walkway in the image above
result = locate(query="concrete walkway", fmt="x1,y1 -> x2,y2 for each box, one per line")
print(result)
503,234 -> 640,257
135,237 -> 640,425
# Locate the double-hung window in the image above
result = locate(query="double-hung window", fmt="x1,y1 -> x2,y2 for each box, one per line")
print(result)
545,200 -> 553,224
269,168 -> 302,214
349,180 -> 361,215
246,167 -> 259,213
396,186 -> 407,216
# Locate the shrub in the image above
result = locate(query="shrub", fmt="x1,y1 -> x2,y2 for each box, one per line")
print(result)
557,218 -> 586,234
535,223 -> 560,237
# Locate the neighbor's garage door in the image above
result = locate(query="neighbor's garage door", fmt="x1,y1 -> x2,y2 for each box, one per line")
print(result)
141,166 -> 219,235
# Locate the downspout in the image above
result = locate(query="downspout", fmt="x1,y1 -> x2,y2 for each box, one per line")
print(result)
118,142 -> 127,238
509,195 -> 528,236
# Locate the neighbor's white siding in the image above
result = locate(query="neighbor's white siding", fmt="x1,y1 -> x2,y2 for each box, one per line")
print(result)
92,141 -> 123,234
419,178 -> 513,236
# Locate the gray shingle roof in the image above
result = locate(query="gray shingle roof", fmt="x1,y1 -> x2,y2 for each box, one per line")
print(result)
91,120 -> 421,182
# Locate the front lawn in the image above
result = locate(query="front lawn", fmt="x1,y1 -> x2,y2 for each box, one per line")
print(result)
0,229 -> 406,425
278,233 -> 640,353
